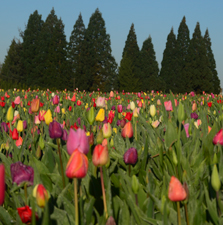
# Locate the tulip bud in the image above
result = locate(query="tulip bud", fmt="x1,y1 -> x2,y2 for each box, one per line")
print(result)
17,120 -> 23,132
44,109 -> 53,125
172,149 -> 178,166
117,105 -> 122,113
168,176 -> 187,202
123,147 -> 138,165
36,145 -> 42,159
121,122 -> 133,138
110,138 -> 114,147
1,122 -> 9,133
88,132 -> 94,146
212,153 -> 218,164
23,120 -> 27,130
31,99 -> 40,113
120,119 -> 126,128
95,108 -> 105,122
92,144 -> 109,167
150,105 -> 156,117
211,164 -> 221,192
213,129 -> 223,145
0,164 -> 5,206
96,129 -> 104,144
132,175 -> 139,194
38,135 -> 45,150
49,120 -> 63,139
87,107 -> 95,125
62,129 -> 68,141
33,184 -> 49,208
6,106 -> 14,122
66,149 -> 88,179
177,102 -> 185,122
102,123 -> 112,138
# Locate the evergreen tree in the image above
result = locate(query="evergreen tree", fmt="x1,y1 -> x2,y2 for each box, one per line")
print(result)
204,29 -> 221,94
119,23 -> 141,91
188,22 -> 213,93
159,28 -> 177,93
21,10 -> 44,87
140,36 -> 159,91
175,16 -> 191,93
118,54 -> 140,92
68,13 -> 88,91
0,39 -> 25,87
85,8 -> 118,92
38,8 -> 71,90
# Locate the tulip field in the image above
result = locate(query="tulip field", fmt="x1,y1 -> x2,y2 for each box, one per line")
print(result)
1,88 -> 223,224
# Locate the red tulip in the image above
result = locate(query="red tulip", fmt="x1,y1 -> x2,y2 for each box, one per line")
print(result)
213,129 -> 223,145
168,176 -> 187,202
121,122 -> 133,138
77,100 -> 82,106
66,149 -> 88,179
117,105 -> 123,113
123,147 -> 138,165
12,128 -> 19,140
0,164 -> 5,205
125,112 -> 133,121
17,206 -> 38,224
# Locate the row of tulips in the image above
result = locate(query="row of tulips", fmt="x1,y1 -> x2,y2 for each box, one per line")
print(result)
0,88 -> 223,224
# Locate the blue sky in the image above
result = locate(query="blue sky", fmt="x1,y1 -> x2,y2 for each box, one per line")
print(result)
1,0 -> 223,89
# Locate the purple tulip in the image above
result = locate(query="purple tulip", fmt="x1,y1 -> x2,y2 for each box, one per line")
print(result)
66,128 -> 89,155
103,116 -> 108,124
111,106 -> 116,110
23,120 -> 27,130
191,112 -> 198,120
123,147 -> 138,165
120,119 -> 126,128
62,129 -> 68,141
1,122 -> 9,133
49,120 -> 63,139
116,120 -> 121,126
77,117 -> 81,126
10,162 -> 34,186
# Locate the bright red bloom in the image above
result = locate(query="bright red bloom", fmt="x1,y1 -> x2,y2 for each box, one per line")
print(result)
208,102 -> 212,107
17,205 -> 38,224
40,102 -> 44,107
0,102 -> 5,107
12,128 -> 19,140
77,100 -> 82,106
68,106 -> 72,111
213,129 -> 223,145
125,112 -> 133,121
121,122 -> 133,138
27,101 -> 30,106
1,96 -> 5,101
11,102 -> 15,108
93,102 -> 96,107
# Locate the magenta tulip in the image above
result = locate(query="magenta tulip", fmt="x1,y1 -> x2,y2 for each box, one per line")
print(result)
67,128 -> 89,155
0,164 -> 5,205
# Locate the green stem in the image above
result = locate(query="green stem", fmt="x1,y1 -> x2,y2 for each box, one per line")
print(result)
177,201 -> 181,225
57,138 -> 65,189
74,178 -> 79,225
128,164 -> 131,176
135,194 -> 138,206
184,203 -> 190,225
100,166 -> 108,219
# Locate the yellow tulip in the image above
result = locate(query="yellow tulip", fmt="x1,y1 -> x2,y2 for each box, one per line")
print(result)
6,106 -> 14,122
17,120 -> 23,132
61,108 -> 66,114
95,108 -> 105,122
44,109 -> 53,125
150,105 -> 156,117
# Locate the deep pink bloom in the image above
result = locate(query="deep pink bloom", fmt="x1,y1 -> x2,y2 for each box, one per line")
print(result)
67,128 -> 89,155
0,164 -> 5,205
117,105 -> 123,113
164,100 -> 173,111
213,129 -> 223,145
184,123 -> 190,138
49,120 -> 63,139
53,95 -> 59,105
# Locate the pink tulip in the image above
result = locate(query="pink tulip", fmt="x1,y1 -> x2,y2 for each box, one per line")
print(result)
164,100 -> 173,111
0,164 -> 5,205
184,123 -> 190,138
117,105 -> 123,113
109,91 -> 114,98
54,105 -> 60,113
53,95 -> 59,105
14,96 -> 21,105
96,97 -> 106,108
67,128 -> 89,155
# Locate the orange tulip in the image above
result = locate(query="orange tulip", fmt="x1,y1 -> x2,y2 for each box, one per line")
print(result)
121,122 -> 133,138
92,144 -> 109,167
31,99 -> 40,113
66,149 -> 88,179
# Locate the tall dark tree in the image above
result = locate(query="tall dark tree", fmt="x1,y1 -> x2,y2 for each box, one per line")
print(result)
38,8 -> 71,90
0,39 -> 25,87
119,23 -> 141,91
68,13 -> 88,91
21,10 -> 44,87
159,28 -> 178,92
187,22 -> 213,93
175,16 -> 191,93
204,29 -> 221,94
85,8 -> 118,92
140,36 -> 159,91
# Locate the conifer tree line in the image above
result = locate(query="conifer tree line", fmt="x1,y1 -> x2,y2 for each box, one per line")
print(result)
0,9 -> 221,94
